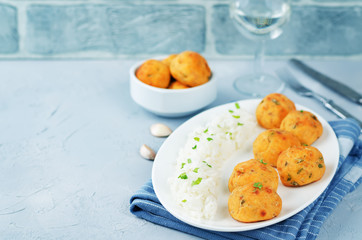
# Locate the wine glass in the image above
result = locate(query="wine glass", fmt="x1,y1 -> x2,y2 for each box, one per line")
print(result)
230,0 -> 291,97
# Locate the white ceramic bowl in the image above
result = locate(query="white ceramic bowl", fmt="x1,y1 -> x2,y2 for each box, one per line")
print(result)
129,59 -> 217,117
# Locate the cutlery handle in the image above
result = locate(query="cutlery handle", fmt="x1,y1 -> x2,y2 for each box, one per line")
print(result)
313,94 -> 362,128
290,59 -> 362,105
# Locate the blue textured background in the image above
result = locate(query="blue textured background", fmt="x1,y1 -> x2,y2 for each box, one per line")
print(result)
0,0 -> 361,58
0,4 -> 18,54
212,4 -> 362,56
26,4 -> 205,55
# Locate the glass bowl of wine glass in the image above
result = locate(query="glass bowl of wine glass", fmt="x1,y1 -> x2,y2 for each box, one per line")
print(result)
230,0 -> 291,97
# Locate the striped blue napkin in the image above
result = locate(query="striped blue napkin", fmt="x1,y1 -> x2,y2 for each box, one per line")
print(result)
130,119 -> 361,240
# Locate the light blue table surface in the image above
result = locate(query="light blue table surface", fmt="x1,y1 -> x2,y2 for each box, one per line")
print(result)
0,59 -> 361,239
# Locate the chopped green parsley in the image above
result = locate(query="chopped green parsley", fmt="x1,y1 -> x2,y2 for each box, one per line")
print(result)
271,99 -> 280,105
178,172 -> 188,179
259,159 -> 267,165
194,137 -> 200,142
203,161 -> 212,168
296,158 -> 304,163
191,177 -> 202,186
235,102 -> 240,109
193,168 -> 199,173
253,182 -> 263,190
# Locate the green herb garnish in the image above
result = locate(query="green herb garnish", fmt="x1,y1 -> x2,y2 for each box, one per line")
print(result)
260,159 -> 267,165
193,168 -> 199,173
192,145 -> 197,150
291,181 -> 299,186
182,199 -> 187,203
181,163 -> 186,169
203,161 -> 212,168
204,128 -> 208,133
296,158 -> 304,163
178,172 -> 188,179
207,137 -> 213,141
302,143 -> 308,146
300,110 -> 304,113
271,99 -> 280,105
297,168 -> 304,174
194,137 -> 200,142
235,102 -> 240,109
232,115 -> 240,119
318,164 -> 323,168
191,177 -> 202,186
187,158 -> 192,163
253,182 -> 263,190
237,122 -> 244,126
229,110 -> 234,113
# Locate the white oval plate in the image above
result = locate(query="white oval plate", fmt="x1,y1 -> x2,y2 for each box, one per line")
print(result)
152,99 -> 339,232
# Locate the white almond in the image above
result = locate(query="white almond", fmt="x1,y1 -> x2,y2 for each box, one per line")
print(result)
150,123 -> 172,137
140,144 -> 156,160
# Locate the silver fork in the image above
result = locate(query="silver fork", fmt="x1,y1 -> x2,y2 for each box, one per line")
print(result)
276,68 -> 362,128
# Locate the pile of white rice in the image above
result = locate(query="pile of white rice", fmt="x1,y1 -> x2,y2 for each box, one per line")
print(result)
168,103 -> 260,220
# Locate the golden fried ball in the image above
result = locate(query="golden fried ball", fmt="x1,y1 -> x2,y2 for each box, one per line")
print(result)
256,93 -> 296,129
162,54 -> 178,68
135,59 -> 170,88
280,110 -> 323,146
277,146 -> 326,187
170,51 -> 211,87
168,80 -> 190,90
228,184 -> 282,223
228,159 -> 279,192
253,129 -> 301,167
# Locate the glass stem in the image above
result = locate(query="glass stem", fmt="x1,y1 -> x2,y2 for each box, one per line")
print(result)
253,40 -> 265,79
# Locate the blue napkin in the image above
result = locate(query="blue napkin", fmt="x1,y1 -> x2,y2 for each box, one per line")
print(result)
130,119 -> 362,240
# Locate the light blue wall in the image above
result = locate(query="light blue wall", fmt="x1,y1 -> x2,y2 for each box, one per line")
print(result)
0,0 -> 361,59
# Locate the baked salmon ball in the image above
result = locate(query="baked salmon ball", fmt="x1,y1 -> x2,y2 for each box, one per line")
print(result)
168,80 -> 189,90
256,93 -> 296,129
277,146 -> 326,187
280,110 -> 323,146
228,159 -> 279,192
162,54 -> 178,68
170,51 -> 211,87
253,129 -> 301,167
136,59 -> 170,88
228,184 -> 282,223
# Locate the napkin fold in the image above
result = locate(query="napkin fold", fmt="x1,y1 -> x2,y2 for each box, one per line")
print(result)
130,119 -> 362,240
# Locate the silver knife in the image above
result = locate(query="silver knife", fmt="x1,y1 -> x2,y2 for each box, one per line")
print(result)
276,68 -> 362,128
289,58 -> 362,105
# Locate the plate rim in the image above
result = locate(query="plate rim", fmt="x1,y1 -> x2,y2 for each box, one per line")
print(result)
152,98 -> 339,232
